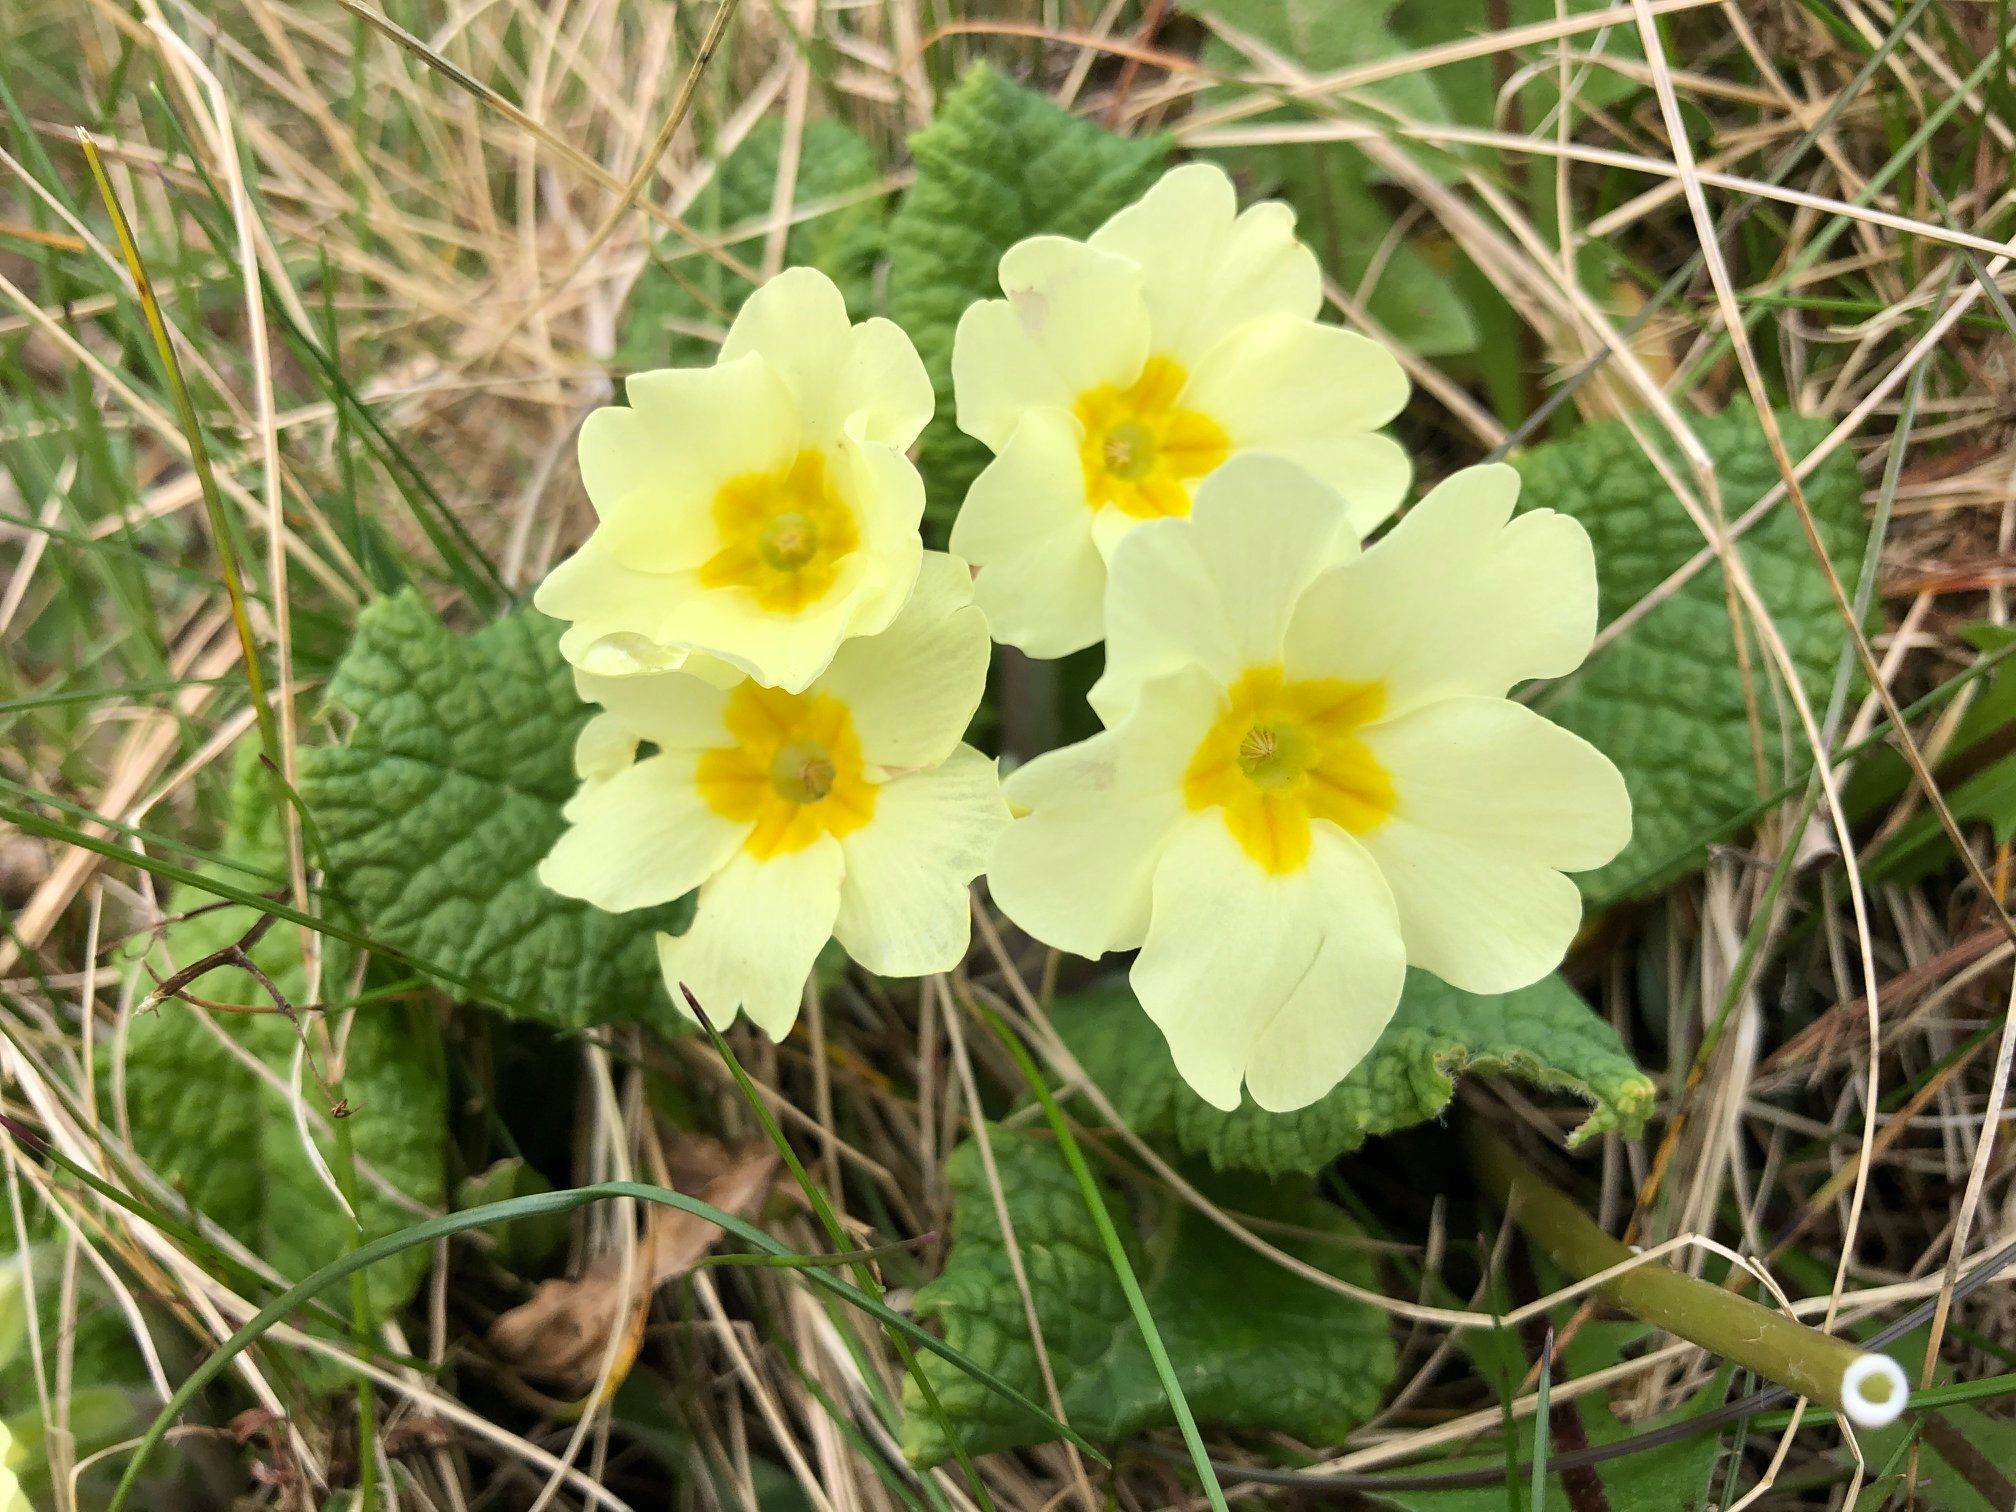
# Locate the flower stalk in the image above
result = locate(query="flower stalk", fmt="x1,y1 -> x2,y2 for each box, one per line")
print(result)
1464,1119 -> 1907,1429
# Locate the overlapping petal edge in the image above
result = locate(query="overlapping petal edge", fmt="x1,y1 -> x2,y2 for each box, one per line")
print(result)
948,162 -> 1414,658
540,552 -> 1009,1037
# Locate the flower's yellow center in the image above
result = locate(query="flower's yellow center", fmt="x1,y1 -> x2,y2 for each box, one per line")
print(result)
699,450 -> 859,613
696,684 -> 876,859
1075,355 -> 1230,519
759,511 -> 820,571
770,739 -> 836,803
1183,666 -> 1395,875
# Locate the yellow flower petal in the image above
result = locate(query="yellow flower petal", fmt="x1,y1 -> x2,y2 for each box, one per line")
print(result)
571,711 -> 638,792
1181,315 -> 1409,448
611,439 -> 920,695
536,538 -> 698,678
948,167 -> 1411,657
593,355 -> 799,571
0,1421 -> 24,1512
1284,462 -> 1597,715
542,274 -> 929,689
950,411 -> 1110,658
1256,432 -> 1414,537
539,752 -> 750,912
1073,354 -> 1229,520
697,449 -> 862,613
1360,696 -> 1632,873
573,667 -> 732,754
696,682 -> 877,858
1132,817 -> 1405,1112
983,456 -> 1629,1113
834,744 -> 1008,975
720,267 -> 933,449
818,552 -> 991,770
659,842 -> 844,1038
548,530 -> 1005,1029
988,667 -> 1218,958
1090,454 -> 1361,727
1357,824 -> 1587,997
1180,665 -> 1394,874
952,237 -> 1152,453
1089,162 -> 1321,363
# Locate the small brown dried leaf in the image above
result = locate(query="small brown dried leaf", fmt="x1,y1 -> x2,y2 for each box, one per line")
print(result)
488,1144 -> 780,1390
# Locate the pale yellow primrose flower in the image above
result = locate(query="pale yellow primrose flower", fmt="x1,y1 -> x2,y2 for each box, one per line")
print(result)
536,268 -> 933,693
986,456 -> 1631,1113
540,554 -> 1009,1035
947,162 -> 1412,658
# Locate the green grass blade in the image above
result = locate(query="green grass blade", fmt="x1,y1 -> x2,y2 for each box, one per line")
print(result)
104,1179 -> 1102,1509
684,986 -> 1012,1508
975,1001 -> 1230,1512
76,134 -> 286,797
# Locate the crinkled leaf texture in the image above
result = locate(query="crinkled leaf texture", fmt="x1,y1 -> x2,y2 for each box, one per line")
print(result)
901,1127 -> 1392,1467
299,590 -> 689,1029
619,118 -> 887,370
1518,404 -> 1865,901
1056,972 -> 1652,1176
885,64 -> 1168,517
122,747 -> 446,1320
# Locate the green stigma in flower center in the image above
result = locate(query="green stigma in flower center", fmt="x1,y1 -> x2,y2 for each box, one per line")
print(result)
1237,722 -> 1311,790
760,510 -> 820,570
770,739 -> 837,804
1101,420 -> 1158,481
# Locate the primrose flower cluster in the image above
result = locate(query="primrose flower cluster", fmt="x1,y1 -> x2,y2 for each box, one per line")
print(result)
537,163 -> 1631,1112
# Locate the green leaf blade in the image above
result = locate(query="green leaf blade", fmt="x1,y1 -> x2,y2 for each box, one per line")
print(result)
299,591 -> 687,1029
1516,404 -> 1866,901
122,749 -> 447,1321
901,1128 -> 1393,1466
1056,972 -> 1653,1177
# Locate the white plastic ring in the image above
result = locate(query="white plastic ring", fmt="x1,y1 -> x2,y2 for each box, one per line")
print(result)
1840,1353 -> 1908,1428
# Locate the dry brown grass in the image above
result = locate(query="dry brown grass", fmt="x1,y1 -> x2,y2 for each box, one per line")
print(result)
5,0 -> 2016,1507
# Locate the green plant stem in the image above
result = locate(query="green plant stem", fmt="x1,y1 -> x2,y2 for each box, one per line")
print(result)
1464,1121 -> 1891,1421
1748,1369 -> 2016,1431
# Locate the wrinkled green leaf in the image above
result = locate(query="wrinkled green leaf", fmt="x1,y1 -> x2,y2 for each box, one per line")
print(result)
619,118 -> 887,371
1519,404 -> 1866,901
299,591 -> 688,1029
1191,0 -> 1449,142
1,1245 -> 196,1508
1057,972 -> 1653,1176
885,65 -> 1168,518
122,748 -> 446,1320
901,1127 -> 1392,1465
1,1245 -> 147,1409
